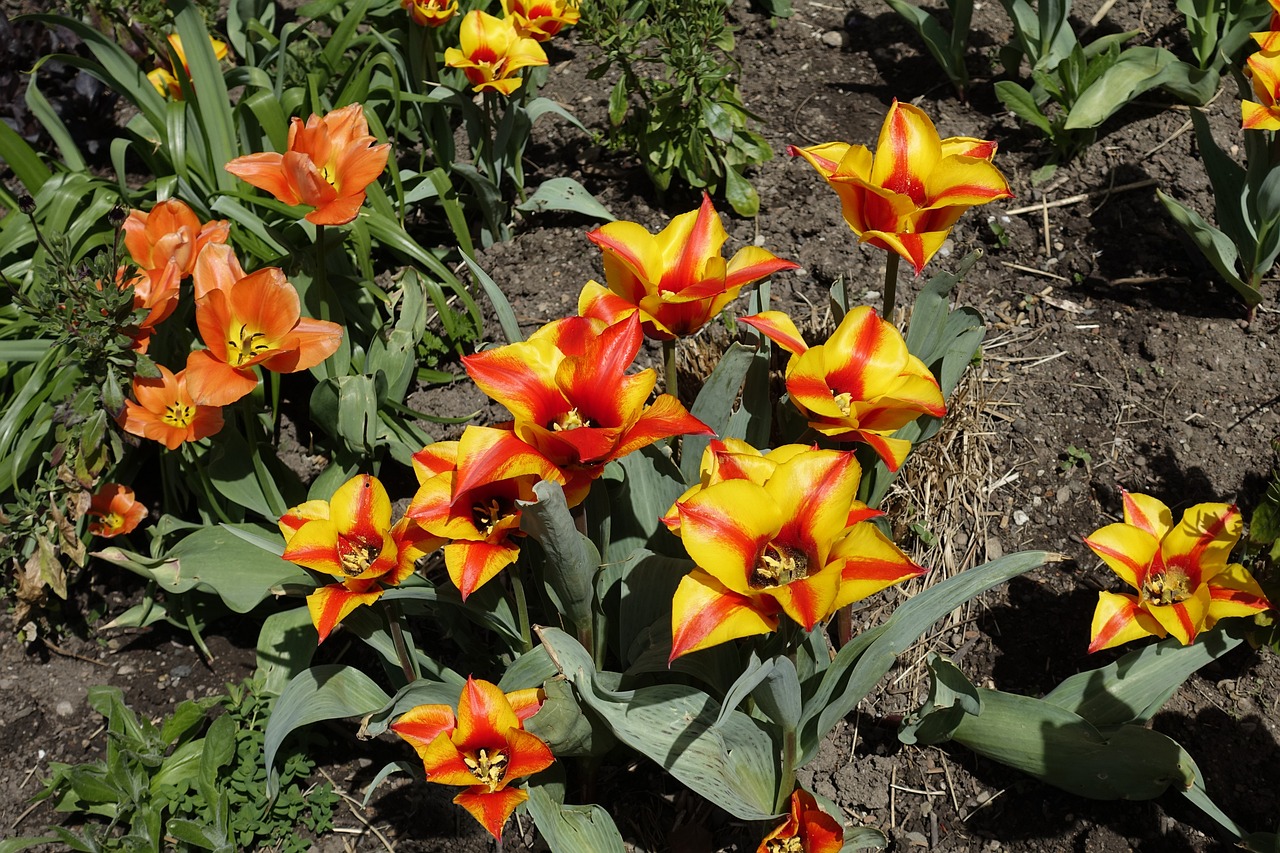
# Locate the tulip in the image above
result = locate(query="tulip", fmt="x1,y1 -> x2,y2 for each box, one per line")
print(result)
791,100 -> 1011,275
281,475 -> 441,642
579,193 -> 798,341
1243,47 -> 1280,130
463,314 -> 713,505
739,307 -> 945,471
112,263 -> 181,352
225,103 -> 391,226
1083,492 -> 1273,652
391,677 -> 554,840
501,0 -> 580,41
757,789 -> 844,853
87,484 -> 148,538
662,442 -> 923,659
402,0 -> 457,27
407,426 -> 564,599
444,11 -> 548,95
147,34 -> 230,99
118,366 -> 224,450
183,254 -> 343,406
122,199 -> 229,279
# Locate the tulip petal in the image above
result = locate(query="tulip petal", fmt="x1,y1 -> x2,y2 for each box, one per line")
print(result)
870,100 -> 942,205
445,540 -> 521,599
1206,563 -> 1273,624
1146,583 -> 1212,645
739,311 -> 809,356
830,522 -> 926,610
1160,502 -> 1241,587
183,349 -> 259,407
1121,491 -> 1173,539
673,480 -> 780,593
454,677 -> 520,751
225,152 -> 298,204
1088,591 -> 1167,653
502,727 -> 556,780
453,785 -> 527,840
724,245 -> 801,289
306,581 -> 382,643
670,570 -> 779,660
391,704 -> 457,754
1084,522 -> 1159,590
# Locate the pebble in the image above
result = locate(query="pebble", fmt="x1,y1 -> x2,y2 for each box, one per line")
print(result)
1057,484 -> 1072,504
170,664 -> 192,679
55,700 -> 75,717
1013,510 -> 1030,526
904,831 -> 928,847
821,30 -> 847,47
117,664 -> 135,676
987,537 -> 1004,559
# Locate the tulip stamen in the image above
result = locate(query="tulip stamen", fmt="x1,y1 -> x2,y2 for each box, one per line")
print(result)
1141,569 -> 1192,606
227,323 -> 274,366
162,401 -> 195,428
472,498 -> 506,537
765,838 -> 805,853
338,539 -> 382,576
832,390 -> 853,417
751,543 -> 810,588
552,407 -> 590,431
462,747 -> 509,792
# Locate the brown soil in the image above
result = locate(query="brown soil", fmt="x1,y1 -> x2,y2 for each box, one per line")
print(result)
2,0 -> 1278,850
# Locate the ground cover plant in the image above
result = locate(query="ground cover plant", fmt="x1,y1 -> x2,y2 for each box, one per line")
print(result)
0,0 -> 1278,851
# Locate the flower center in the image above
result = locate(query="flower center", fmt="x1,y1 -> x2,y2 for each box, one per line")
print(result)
338,537 -> 383,576
552,407 -> 590,431
472,498 -> 508,537
463,747 -> 509,792
100,511 -> 124,532
226,323 -> 274,367
162,401 -> 195,428
750,543 -> 810,589
832,390 -> 853,416
765,838 -> 805,853
1141,568 -> 1193,606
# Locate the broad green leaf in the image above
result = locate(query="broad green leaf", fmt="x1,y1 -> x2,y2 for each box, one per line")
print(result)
1064,47 -> 1207,130
255,606 -> 318,696
0,120 -> 50,192
723,165 -> 760,217
526,774 -> 626,853
681,341 -> 756,483
515,177 -> 615,222
995,81 -> 1054,135
606,445 -> 687,560
884,0 -> 968,90
898,654 -> 984,745
1157,189 -> 1257,306
264,665 -> 390,796
519,480 -> 598,647
524,677 -> 615,757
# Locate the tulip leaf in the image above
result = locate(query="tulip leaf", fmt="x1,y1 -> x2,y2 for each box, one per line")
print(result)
753,655 -> 802,731
520,480 -> 599,647
463,253 -> 523,344
1157,189 -> 1259,306
358,679 -> 464,740
1043,627 -> 1243,727
540,628 -> 782,820
607,445 -> 687,560
525,678 -> 616,757
682,341 -> 756,482
799,550 -> 1054,762
1064,47 -> 1209,130
264,665 -> 391,796
516,177 -> 615,222
716,651 -> 776,727
526,769 -> 626,853
596,549 -> 694,666
898,654 -> 982,745
994,81 -> 1054,136
498,645 -> 560,692
254,606 -> 317,697
841,827 -> 891,850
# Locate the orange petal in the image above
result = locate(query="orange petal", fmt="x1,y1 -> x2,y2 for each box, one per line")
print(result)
739,310 -> 808,356
453,785 -> 528,840
307,582 -> 383,643
391,703 -> 457,754
670,570 -> 779,660
183,349 -> 259,406
225,152 -> 298,204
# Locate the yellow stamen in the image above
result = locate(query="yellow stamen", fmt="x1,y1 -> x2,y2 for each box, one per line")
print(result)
765,838 -> 805,853
226,323 -> 274,367
472,498 -> 507,537
162,402 -> 195,428
1141,568 -> 1192,606
552,408 -> 589,431
338,539 -> 382,576
833,390 -> 853,417
462,747 -> 509,792
750,543 -> 810,589
100,512 -> 124,532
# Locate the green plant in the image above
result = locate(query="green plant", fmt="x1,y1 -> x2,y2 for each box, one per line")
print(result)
1058,443 -> 1092,473
994,0 -> 1216,160
579,0 -> 772,215
884,0 -> 973,98
29,680 -> 337,853
1176,0 -> 1270,71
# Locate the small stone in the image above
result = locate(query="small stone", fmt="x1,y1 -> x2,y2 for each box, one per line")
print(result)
987,537 -> 1004,560
116,664 -> 135,676
1057,484 -> 1072,504
55,700 -> 75,717
1013,510 -> 1030,526
904,830 -> 929,847
821,30 -> 848,47
170,664 -> 192,679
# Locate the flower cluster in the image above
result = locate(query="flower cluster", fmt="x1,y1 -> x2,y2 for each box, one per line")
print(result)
442,0 -> 579,95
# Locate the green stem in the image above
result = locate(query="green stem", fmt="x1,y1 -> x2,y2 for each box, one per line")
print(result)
883,251 -> 900,323
662,338 -> 678,404
511,568 -> 533,654
384,600 -> 418,684
778,726 -> 798,812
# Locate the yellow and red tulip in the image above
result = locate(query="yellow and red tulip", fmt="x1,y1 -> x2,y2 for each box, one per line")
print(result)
87,484 -> 148,538
1243,47 -> 1280,130
183,256 -> 343,406
740,307 -> 945,471
281,475 -> 441,642
408,426 -> 564,599
791,99 -> 1011,274
117,366 -> 224,450
1083,492 -> 1273,652
444,11 -> 548,95
122,199 -> 229,279
391,677 -> 554,840
662,442 -> 923,659
402,0 -> 458,27
579,193 -> 799,341
225,103 -> 391,226
147,34 -> 230,99
758,789 -> 844,853
501,0 -> 580,41
463,314 -> 713,505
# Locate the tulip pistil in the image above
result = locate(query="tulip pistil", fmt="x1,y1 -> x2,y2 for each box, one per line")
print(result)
751,543 -> 810,588
162,402 -> 195,428
833,390 -> 853,417
1141,568 -> 1192,606
463,747 -> 509,792
472,498 -> 506,537
227,323 -> 273,366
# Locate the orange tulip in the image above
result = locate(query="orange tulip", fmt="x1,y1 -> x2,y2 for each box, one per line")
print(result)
118,366 -> 224,450
87,484 -> 148,538
791,100 -> 1012,274
402,0 -> 458,26
391,677 -> 553,840
184,255 -> 343,406
662,441 -> 922,659
502,0 -> 580,41
1084,492 -> 1273,652
225,103 -> 391,226
122,198 -> 229,279
740,307 -> 945,471
444,11 -> 548,95
407,426 -> 564,599
281,475 -> 441,642
462,314 -> 713,505
579,193 -> 799,341
758,789 -> 844,853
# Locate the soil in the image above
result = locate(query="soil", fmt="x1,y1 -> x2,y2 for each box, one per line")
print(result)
1,0 -> 1278,851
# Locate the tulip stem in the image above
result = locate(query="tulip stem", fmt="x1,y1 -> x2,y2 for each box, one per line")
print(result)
663,338 -> 679,404
511,568 -> 533,654
883,252 -> 900,325
384,600 -> 418,684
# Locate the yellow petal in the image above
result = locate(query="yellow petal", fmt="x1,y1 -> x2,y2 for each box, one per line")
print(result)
1088,591 -> 1166,652
1083,522 -> 1158,590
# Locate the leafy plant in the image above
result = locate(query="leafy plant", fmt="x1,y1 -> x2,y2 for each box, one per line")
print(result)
1175,0 -> 1270,71
579,0 -> 773,215
994,0 -> 1216,159
884,0 -> 973,98
30,680 -> 337,853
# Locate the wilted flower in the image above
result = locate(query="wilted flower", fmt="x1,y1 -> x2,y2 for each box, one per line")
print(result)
118,366 -> 224,450
87,484 -> 148,538
502,0 -> 580,41
402,0 -> 458,26
391,677 -> 553,840
791,99 -> 1012,274
1084,492 -> 1273,652
579,193 -> 798,341
444,11 -> 548,95
740,307 -> 945,471
225,103 -> 391,225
